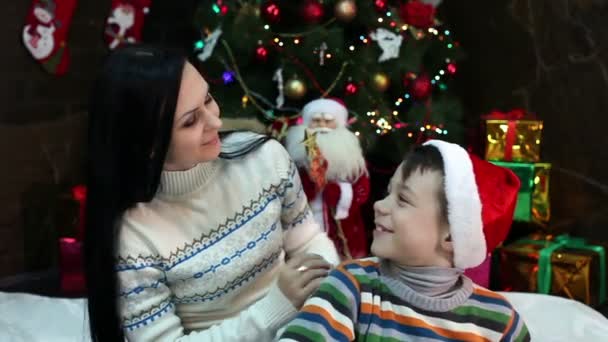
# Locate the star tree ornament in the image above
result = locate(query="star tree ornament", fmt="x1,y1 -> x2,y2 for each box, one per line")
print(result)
302,130 -> 327,190
369,28 -> 403,62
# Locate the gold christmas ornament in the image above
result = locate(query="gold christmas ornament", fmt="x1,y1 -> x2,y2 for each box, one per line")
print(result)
372,72 -> 390,92
285,76 -> 307,100
334,0 -> 357,22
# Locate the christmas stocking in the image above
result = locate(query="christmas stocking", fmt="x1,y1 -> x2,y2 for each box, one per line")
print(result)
22,0 -> 77,76
104,0 -> 151,50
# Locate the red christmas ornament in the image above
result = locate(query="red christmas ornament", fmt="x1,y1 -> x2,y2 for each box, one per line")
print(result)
402,71 -> 417,88
215,0 -> 229,15
374,0 -> 388,12
255,45 -> 269,62
400,0 -> 436,29
301,0 -> 325,24
447,63 -> 457,75
410,74 -> 432,100
261,1 -> 281,23
345,82 -> 359,95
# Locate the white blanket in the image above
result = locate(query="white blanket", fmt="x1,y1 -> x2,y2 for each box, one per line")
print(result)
0,292 -> 90,342
1,291 -> 607,341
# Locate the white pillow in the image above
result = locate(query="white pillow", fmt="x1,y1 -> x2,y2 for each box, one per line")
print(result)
0,292 -> 90,342
500,292 -> 608,342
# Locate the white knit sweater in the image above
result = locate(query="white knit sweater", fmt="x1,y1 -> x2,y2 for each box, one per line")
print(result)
115,134 -> 340,341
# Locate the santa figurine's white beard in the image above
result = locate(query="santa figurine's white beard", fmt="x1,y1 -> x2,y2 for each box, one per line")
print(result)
285,125 -> 368,182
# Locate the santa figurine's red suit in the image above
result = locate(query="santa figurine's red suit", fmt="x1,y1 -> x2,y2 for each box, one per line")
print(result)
285,98 -> 370,259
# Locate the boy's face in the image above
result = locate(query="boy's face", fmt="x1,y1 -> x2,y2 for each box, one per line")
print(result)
371,163 -> 451,267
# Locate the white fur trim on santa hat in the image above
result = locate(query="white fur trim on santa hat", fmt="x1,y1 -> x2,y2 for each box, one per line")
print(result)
423,140 -> 486,269
301,99 -> 348,126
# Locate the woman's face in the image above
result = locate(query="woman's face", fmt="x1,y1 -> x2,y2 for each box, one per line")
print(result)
164,62 -> 223,171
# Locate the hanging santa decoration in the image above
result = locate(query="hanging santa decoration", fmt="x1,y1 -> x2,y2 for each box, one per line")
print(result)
104,0 -> 151,50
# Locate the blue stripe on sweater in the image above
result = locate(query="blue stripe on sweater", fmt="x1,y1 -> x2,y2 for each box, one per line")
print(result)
503,310 -> 520,341
331,268 -> 362,309
123,301 -> 174,331
358,312 -> 461,342
115,193 -> 278,272
297,311 -> 351,342
469,292 -> 512,309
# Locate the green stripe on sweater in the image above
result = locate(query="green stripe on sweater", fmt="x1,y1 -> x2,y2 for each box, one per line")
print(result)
319,278 -> 353,309
284,325 -> 325,342
358,332 -> 404,342
453,305 -> 511,325
515,321 -> 530,342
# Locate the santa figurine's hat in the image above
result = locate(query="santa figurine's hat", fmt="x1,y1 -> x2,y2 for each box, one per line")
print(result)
301,98 -> 348,127
423,140 -> 521,269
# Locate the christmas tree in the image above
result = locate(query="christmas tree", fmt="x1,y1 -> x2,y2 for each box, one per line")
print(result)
191,0 -> 465,163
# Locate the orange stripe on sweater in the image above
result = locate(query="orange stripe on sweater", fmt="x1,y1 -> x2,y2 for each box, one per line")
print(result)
336,265 -> 361,292
473,287 -> 507,301
304,304 -> 355,340
348,259 -> 379,268
502,311 -> 516,336
361,302 -> 491,342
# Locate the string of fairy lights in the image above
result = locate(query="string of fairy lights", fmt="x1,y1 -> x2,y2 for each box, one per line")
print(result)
193,0 -> 462,137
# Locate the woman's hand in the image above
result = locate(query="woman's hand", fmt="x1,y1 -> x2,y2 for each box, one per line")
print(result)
278,253 -> 331,309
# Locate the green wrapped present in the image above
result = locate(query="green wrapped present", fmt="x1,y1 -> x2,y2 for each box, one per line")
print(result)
496,234 -> 606,307
491,161 -> 551,224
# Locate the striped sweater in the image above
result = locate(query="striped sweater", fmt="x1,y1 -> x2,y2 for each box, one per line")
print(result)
279,258 -> 530,342
116,134 -> 340,341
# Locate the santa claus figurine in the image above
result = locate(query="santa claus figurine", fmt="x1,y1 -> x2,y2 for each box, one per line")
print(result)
285,98 -> 370,259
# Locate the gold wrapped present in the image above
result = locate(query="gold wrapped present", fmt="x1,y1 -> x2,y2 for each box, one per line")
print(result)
497,235 -> 606,307
532,163 -> 551,224
484,109 -> 543,162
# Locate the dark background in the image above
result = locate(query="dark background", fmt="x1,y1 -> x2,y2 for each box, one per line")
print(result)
1,0 -> 606,279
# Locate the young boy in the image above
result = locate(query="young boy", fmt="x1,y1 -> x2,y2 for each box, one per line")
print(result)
278,140 -> 530,341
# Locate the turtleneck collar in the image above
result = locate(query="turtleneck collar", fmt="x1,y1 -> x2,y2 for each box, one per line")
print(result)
379,259 -> 473,312
157,160 -> 220,198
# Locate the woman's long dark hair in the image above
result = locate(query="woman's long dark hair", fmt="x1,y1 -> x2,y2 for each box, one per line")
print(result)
85,45 -> 270,341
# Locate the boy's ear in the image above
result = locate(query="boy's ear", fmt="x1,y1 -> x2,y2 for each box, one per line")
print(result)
440,228 -> 454,253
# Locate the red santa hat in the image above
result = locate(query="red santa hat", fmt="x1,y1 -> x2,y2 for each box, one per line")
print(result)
423,140 -> 521,269
301,98 -> 348,127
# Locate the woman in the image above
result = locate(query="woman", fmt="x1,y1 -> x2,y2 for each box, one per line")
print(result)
84,45 -> 339,341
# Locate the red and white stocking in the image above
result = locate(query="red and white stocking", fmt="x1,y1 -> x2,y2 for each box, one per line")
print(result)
104,0 -> 151,50
22,0 -> 77,76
